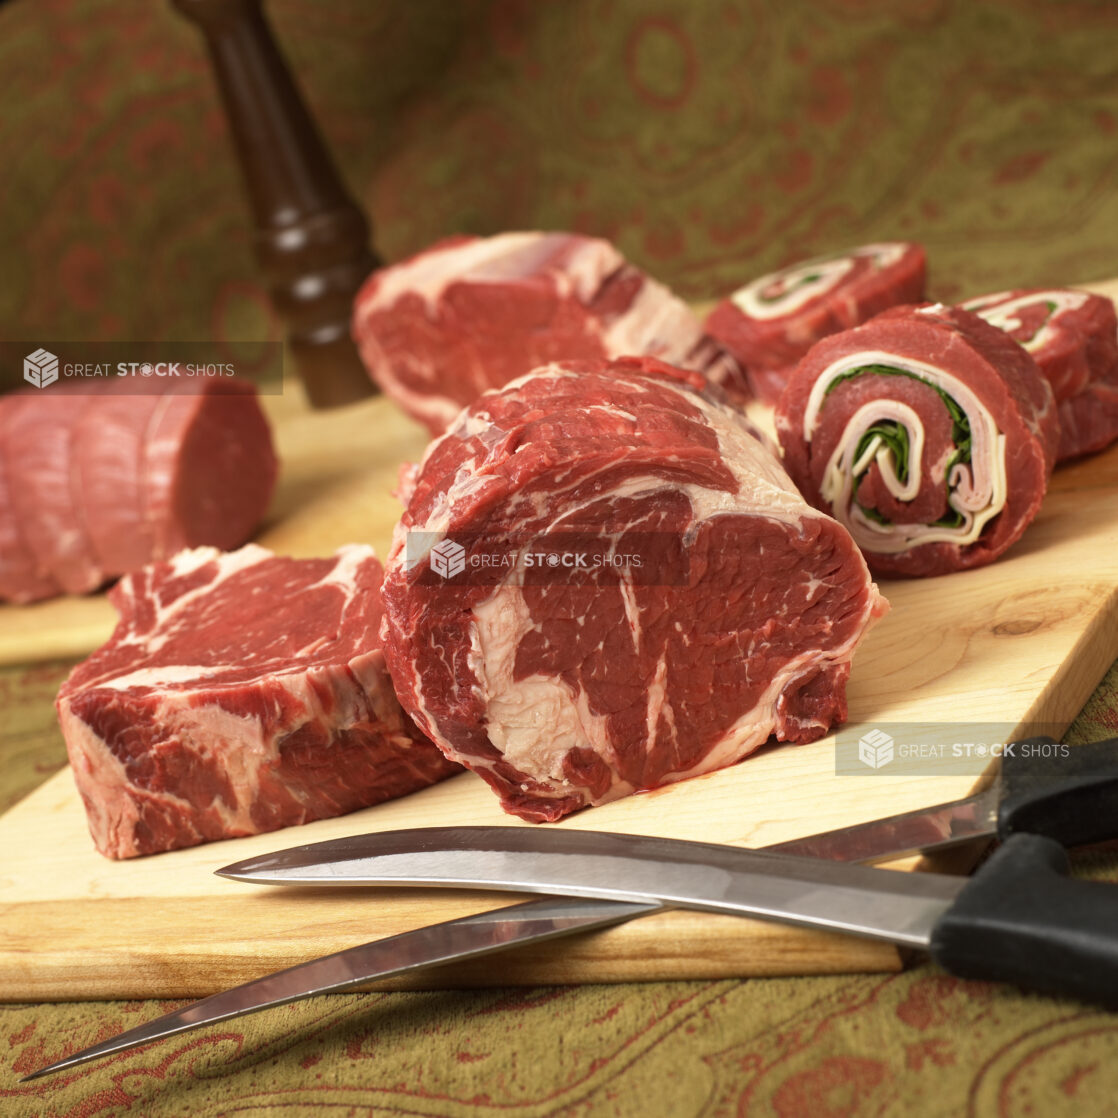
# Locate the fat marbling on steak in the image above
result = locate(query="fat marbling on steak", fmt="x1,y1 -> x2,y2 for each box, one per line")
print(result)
351,231 -> 745,434
57,544 -> 460,859
381,356 -> 887,823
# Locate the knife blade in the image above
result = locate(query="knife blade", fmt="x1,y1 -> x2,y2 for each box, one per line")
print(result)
19,790 -> 936,1083
23,810 -> 832,1082
20,896 -> 656,1081
223,734 -> 1118,889
24,831 -> 966,1083
223,825 -> 969,943
223,825 -> 1118,1008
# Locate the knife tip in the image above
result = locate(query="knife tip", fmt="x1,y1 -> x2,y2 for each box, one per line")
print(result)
213,864 -> 294,885
213,858 -> 267,880
211,863 -> 268,880
21,1060 -> 69,1081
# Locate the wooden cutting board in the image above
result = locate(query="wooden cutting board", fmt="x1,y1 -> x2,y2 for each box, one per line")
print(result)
2,283 -> 1118,1000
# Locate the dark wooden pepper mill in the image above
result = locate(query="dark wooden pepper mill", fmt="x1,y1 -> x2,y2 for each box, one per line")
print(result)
172,0 -> 380,408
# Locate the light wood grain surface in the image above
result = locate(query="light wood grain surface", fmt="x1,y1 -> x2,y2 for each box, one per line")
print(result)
1,283 -> 1117,999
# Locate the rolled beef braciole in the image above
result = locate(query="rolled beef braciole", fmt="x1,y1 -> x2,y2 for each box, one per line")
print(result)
705,242 -> 926,404
961,287 -> 1118,462
775,304 -> 1060,578
381,355 -> 887,824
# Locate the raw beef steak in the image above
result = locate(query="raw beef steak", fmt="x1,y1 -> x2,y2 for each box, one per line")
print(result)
381,356 -> 887,823
775,304 -> 1059,577
0,381 -> 278,603
705,243 -> 927,404
351,231 -> 744,434
961,287 -> 1118,461
57,544 -> 460,859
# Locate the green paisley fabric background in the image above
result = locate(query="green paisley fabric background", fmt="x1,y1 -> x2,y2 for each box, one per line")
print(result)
3,0 -> 1118,372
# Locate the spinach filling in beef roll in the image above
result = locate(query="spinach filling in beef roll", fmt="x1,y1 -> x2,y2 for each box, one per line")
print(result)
775,304 -> 1060,577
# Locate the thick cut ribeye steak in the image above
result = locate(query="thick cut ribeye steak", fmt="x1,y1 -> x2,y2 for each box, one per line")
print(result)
352,231 -> 744,434
57,544 -> 460,859
381,356 -> 887,824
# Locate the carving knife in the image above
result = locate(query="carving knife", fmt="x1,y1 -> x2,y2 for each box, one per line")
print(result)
24,734 -> 1118,1079
217,733 -> 1118,889
216,823 -> 1118,1012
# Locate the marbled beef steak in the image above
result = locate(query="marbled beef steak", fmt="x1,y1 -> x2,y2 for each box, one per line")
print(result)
352,231 -> 744,434
381,356 -> 886,823
57,544 -> 460,859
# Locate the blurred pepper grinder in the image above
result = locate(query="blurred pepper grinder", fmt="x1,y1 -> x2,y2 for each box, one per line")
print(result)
173,0 -> 379,408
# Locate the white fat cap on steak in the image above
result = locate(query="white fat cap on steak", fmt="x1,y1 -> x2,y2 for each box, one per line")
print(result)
360,232 -> 624,315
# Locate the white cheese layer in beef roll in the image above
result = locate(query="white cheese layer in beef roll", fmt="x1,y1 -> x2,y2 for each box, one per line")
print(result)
775,304 -> 1059,577
705,242 -> 926,405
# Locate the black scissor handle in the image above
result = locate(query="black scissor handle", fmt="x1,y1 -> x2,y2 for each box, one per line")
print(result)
931,832 -> 1118,1009
998,735 -> 1118,848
